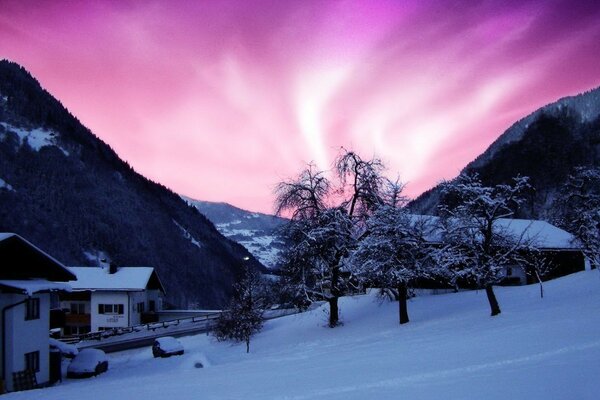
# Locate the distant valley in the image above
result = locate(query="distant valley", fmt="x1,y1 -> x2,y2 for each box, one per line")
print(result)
183,198 -> 286,269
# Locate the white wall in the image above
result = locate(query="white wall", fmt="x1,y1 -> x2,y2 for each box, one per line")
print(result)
82,289 -> 164,331
503,266 -> 527,284
584,257 -> 592,271
146,290 -> 163,312
0,293 -> 50,392
128,291 -> 145,326
90,292 -> 129,332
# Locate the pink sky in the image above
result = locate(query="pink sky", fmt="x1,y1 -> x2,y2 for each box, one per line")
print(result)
1,0 -> 600,213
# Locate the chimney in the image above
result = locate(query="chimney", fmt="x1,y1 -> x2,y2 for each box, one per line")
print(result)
109,262 -> 118,274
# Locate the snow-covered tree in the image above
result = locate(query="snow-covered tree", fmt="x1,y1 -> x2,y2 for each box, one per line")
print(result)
435,174 -> 533,316
554,166 -> 600,269
279,207 -> 355,327
524,250 -> 554,298
351,204 -> 435,324
214,267 -> 269,353
275,150 -> 385,327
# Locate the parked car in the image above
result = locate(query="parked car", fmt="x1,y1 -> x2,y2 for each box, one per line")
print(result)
152,336 -> 184,358
67,349 -> 109,378
49,338 -> 78,358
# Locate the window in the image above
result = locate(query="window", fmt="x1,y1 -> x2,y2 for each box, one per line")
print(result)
149,300 -> 156,312
506,267 -> 513,276
25,298 -> 40,321
25,351 -> 40,372
98,304 -> 124,315
70,303 -> 86,314
136,302 -> 145,313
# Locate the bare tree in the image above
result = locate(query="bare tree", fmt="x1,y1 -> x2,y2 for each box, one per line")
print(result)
524,250 -> 554,298
335,149 -> 385,220
275,162 -> 329,220
275,149 -> 386,327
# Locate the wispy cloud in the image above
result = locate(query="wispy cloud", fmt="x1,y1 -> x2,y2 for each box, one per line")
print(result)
1,0 -> 599,211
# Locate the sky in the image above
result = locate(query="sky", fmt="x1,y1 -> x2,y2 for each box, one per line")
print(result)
1,0 -> 600,213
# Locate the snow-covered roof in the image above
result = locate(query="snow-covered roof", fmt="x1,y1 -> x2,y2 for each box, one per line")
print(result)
0,279 -> 71,295
0,232 -> 15,242
409,216 -> 579,250
0,232 -> 76,281
67,266 -> 165,293
495,219 -> 576,249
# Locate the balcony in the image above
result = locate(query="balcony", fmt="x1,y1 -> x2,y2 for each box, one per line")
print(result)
65,313 -> 91,325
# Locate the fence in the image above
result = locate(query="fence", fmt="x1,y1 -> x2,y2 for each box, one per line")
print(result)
60,312 -> 222,344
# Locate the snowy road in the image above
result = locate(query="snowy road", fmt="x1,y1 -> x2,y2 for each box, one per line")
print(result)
76,308 -> 300,353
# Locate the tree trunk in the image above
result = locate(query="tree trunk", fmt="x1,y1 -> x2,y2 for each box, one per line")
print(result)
398,284 -> 409,324
535,270 -> 544,299
246,337 -> 250,353
485,285 -> 501,316
328,297 -> 339,327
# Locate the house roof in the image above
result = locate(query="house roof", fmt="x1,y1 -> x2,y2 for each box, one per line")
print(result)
67,266 -> 166,294
0,233 -> 76,281
0,280 -> 71,295
495,219 -> 576,249
410,216 -> 579,250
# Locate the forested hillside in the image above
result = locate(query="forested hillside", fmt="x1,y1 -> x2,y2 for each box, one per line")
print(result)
0,60 -> 264,308
409,87 -> 600,221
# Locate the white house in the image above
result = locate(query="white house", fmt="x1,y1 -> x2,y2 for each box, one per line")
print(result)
60,265 -> 166,335
0,233 -> 74,393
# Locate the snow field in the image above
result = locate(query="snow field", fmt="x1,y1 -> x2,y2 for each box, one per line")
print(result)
0,122 -> 69,156
8,271 -> 600,399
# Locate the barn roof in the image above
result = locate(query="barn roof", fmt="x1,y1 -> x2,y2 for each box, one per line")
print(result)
409,216 -> 579,250
67,266 -> 166,294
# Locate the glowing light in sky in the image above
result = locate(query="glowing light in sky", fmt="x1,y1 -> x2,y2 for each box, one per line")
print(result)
1,0 -> 599,213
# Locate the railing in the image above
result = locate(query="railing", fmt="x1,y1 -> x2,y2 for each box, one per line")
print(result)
64,313 -> 91,325
59,312 -> 223,344
58,306 -> 306,345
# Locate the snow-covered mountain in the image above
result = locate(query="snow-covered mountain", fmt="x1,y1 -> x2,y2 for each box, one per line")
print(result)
410,85 -> 600,219
469,86 -> 600,169
183,198 -> 286,269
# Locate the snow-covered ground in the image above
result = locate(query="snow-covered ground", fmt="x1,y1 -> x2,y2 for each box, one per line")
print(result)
0,177 -> 14,192
11,271 -> 600,399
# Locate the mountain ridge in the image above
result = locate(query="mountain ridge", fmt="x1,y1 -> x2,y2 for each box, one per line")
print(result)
469,86 -> 600,170
409,85 -> 600,218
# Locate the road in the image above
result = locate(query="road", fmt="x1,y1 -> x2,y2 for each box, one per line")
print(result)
76,308 -> 303,353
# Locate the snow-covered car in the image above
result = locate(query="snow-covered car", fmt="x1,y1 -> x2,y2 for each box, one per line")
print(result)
49,338 -> 79,358
67,348 -> 109,378
152,336 -> 184,358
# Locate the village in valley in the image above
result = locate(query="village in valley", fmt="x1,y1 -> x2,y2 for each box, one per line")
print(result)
0,159 -> 598,396
1,1 -> 600,399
